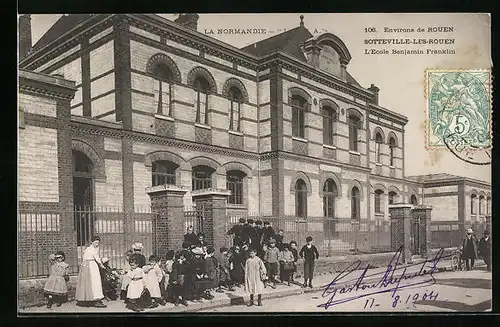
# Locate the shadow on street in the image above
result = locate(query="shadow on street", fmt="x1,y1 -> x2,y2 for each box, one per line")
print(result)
434,278 -> 492,290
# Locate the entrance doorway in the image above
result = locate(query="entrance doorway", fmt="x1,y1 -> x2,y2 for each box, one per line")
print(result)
72,150 -> 95,246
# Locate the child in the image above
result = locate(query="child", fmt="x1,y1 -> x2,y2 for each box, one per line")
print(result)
289,241 -> 299,282
162,250 -> 175,295
143,255 -> 166,307
120,250 -> 134,301
263,238 -> 280,288
299,236 -> 319,288
191,246 -> 209,301
168,251 -> 188,306
43,251 -> 69,308
229,245 -> 245,287
125,257 -> 146,312
279,244 -> 295,286
203,246 -> 218,299
244,248 -> 266,307
217,247 -> 235,292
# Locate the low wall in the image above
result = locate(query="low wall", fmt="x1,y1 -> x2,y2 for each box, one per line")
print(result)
18,247 -> 457,309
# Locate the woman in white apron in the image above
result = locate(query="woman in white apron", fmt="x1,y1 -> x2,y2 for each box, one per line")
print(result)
75,235 -> 107,307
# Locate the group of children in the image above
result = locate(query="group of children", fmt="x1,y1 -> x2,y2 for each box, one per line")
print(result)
43,233 -> 320,311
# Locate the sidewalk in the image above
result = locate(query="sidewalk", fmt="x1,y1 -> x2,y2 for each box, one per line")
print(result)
21,254 -> 477,314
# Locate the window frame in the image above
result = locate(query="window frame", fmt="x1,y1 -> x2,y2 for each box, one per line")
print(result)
291,95 -> 307,138
151,160 -> 177,186
191,165 -> 214,191
470,194 -> 477,215
375,133 -> 383,163
295,179 -> 308,218
322,106 -> 336,146
193,77 -> 210,125
226,170 -> 245,205
152,63 -> 174,116
323,179 -> 338,218
351,186 -> 361,220
389,137 -> 396,166
374,189 -> 384,213
228,87 -> 243,132
348,115 -> 361,152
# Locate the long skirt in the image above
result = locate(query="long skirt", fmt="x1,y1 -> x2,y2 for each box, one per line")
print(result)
75,260 -> 104,301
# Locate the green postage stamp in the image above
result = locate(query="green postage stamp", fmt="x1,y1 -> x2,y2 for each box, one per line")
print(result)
425,69 -> 492,150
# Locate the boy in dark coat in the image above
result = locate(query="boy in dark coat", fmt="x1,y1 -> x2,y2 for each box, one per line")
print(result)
299,236 -> 319,288
227,218 -> 247,247
262,221 -> 276,245
203,246 -> 218,299
168,251 -> 188,306
289,241 -> 299,282
478,230 -> 492,271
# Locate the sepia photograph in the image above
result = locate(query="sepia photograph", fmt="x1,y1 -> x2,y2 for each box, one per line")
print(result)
17,13 -> 492,314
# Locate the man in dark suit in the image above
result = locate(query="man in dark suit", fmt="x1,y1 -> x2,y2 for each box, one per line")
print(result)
478,230 -> 492,271
246,219 -> 260,249
183,225 -> 199,247
462,228 -> 478,270
227,218 -> 246,247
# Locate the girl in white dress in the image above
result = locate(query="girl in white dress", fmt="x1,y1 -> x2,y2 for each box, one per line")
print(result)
125,257 -> 146,312
75,236 -> 107,307
143,255 -> 166,307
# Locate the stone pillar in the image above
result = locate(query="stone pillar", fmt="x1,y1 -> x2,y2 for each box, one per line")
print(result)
411,205 -> 433,257
389,204 -> 413,263
147,185 -> 187,259
192,189 -> 231,250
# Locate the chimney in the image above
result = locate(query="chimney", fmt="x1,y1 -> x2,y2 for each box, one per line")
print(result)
368,84 -> 380,105
174,14 -> 199,31
19,14 -> 32,60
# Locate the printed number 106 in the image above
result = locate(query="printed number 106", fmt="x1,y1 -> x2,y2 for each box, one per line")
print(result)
365,27 -> 377,33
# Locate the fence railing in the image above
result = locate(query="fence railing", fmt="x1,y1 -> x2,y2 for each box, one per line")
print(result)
18,207 -> 154,279
224,215 -> 392,257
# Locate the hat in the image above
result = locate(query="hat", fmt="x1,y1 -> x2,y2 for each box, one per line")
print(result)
256,220 -> 263,225
466,228 -> 473,234
247,219 -> 254,224
484,230 -> 490,235
102,257 -> 109,264
264,221 -> 270,225
306,236 -> 313,242
131,242 -> 144,250
239,218 -> 246,223
191,247 -> 204,255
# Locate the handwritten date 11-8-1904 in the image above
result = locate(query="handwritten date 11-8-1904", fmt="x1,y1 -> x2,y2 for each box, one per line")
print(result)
318,246 -> 445,310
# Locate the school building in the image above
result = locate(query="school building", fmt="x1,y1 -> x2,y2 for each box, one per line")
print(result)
18,14 -> 491,277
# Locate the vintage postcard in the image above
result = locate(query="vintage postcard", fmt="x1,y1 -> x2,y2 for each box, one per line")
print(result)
18,13 -> 492,314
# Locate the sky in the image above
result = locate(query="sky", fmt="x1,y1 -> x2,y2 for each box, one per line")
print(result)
27,14 -> 491,183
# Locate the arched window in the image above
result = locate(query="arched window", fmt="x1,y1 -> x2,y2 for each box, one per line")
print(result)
73,150 -> 94,174
323,179 -> 338,218
479,195 -> 484,215
388,191 -> 397,205
291,95 -> 307,138
348,115 -> 361,152
375,133 -> 383,163
470,194 -> 477,215
193,76 -> 210,125
375,189 -> 384,213
227,170 -> 246,205
322,106 -> 336,145
295,179 -> 308,218
152,161 -> 177,186
152,63 -> 174,116
192,165 -> 215,190
351,186 -> 360,220
410,194 -> 418,205
228,86 -> 243,132
389,137 -> 396,166
486,197 -> 491,215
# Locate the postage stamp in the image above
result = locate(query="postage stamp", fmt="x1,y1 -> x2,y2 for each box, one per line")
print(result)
425,69 -> 492,150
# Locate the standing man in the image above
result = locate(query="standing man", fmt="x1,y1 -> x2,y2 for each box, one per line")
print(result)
462,228 -> 478,271
261,221 -> 276,246
478,230 -> 492,271
184,226 -> 199,248
227,218 -> 246,247
247,219 -> 260,249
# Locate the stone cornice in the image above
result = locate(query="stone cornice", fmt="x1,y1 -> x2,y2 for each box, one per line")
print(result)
368,104 -> 408,126
19,70 -> 76,100
259,52 -> 373,103
19,15 -> 116,70
407,175 -> 491,189
124,14 -> 260,70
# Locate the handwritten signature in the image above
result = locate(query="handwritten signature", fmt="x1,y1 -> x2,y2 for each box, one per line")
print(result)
318,246 -> 446,309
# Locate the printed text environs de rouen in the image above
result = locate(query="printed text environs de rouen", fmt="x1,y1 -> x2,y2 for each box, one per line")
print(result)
363,26 -> 456,56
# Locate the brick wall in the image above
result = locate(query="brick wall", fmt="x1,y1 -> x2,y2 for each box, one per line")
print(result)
94,159 -> 123,208
89,40 -> 114,79
425,196 -> 458,221
18,125 -> 59,202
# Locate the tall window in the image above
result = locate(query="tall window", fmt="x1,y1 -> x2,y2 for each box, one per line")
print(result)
291,95 -> 307,138
351,186 -> 360,220
389,137 -> 396,166
192,165 -> 214,190
470,194 -> 477,215
227,170 -> 245,205
228,87 -> 243,132
323,179 -> 338,218
295,179 -> 308,218
322,106 -> 336,145
194,76 -> 210,125
388,191 -> 397,205
479,195 -> 484,215
375,189 -> 384,213
152,161 -> 177,186
153,63 -> 173,116
348,115 -> 361,152
486,197 -> 491,215
410,194 -> 418,205
375,133 -> 383,163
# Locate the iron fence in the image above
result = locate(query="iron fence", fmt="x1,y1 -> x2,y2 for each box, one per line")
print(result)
224,215 -> 392,257
18,207 -> 154,279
